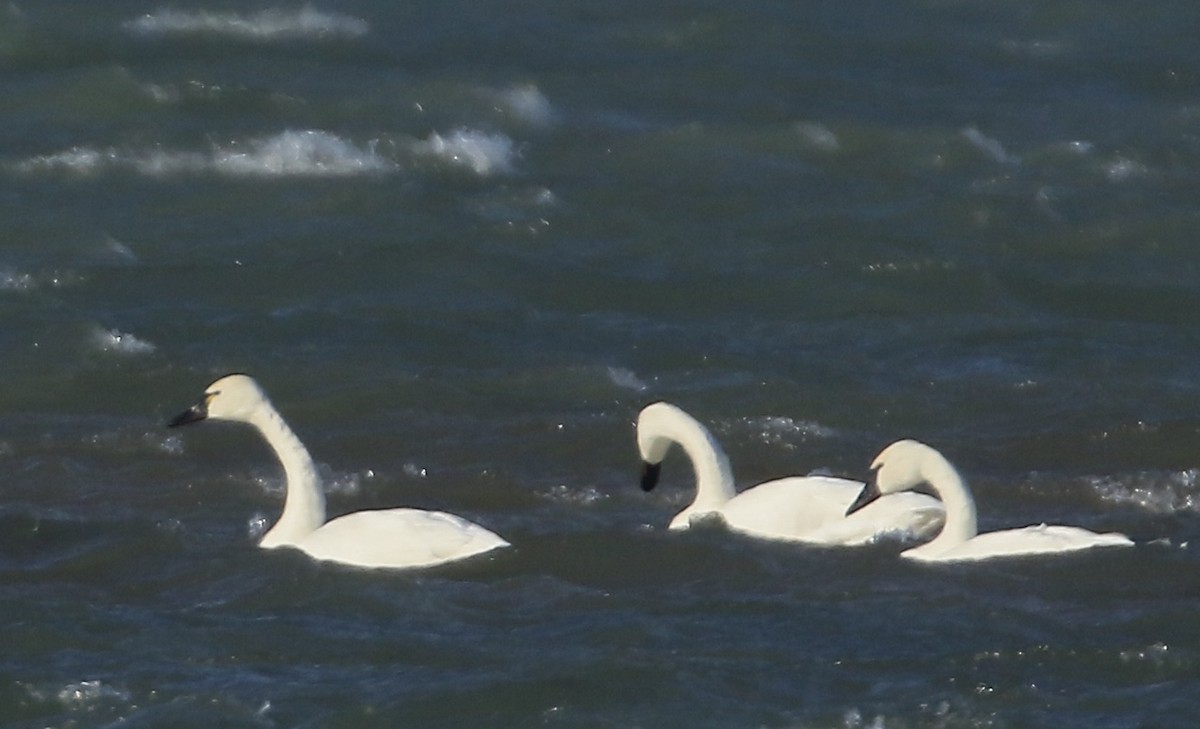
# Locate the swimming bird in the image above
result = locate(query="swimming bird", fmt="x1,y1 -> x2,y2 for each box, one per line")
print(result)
846,439 -> 1133,562
168,374 -> 509,569
636,401 -> 944,544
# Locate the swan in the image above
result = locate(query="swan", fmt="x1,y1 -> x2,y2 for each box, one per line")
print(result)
845,439 -> 1133,562
635,401 -> 945,544
168,373 -> 509,569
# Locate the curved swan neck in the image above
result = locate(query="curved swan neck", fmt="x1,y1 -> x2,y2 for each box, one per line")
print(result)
910,448 -> 977,556
643,405 -> 736,512
669,415 -> 736,512
247,400 -> 325,547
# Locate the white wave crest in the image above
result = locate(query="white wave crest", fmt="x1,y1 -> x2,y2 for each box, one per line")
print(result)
123,5 -> 369,40
962,126 -> 1019,165
414,129 -> 516,176
0,268 -> 80,291
91,327 -> 156,355
738,415 -> 837,449
606,366 -> 649,392
56,680 -> 132,708
14,131 -> 395,179
487,84 -> 557,127
212,130 -> 394,177
794,121 -> 840,152
1089,469 -> 1200,514
0,269 -> 36,292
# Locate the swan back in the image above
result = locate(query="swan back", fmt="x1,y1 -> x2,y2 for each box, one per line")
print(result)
298,509 -> 510,569
170,373 -> 510,569
863,439 -> 1130,562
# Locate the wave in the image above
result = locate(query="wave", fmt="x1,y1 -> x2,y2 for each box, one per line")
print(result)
484,84 -> 557,128
14,130 -> 395,179
0,269 -> 36,292
606,366 -> 649,393
212,130 -> 394,177
412,129 -> 517,176
1088,469 -> 1200,514
13,129 -> 519,180
90,327 -> 156,355
735,415 -> 837,449
122,5 -> 369,41
0,268 -> 80,292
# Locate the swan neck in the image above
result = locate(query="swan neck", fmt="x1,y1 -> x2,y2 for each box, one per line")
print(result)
670,414 -> 736,511
249,400 -> 325,547
915,450 -> 977,555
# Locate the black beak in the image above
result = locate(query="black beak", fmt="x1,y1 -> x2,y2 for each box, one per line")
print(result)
168,401 -> 208,428
845,479 -> 882,516
640,461 -> 662,492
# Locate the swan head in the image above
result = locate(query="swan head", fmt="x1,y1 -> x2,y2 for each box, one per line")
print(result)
846,439 -> 934,515
635,401 -> 686,491
168,373 -> 269,427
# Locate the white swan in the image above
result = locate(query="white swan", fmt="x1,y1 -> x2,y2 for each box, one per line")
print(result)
636,402 -> 945,544
845,439 -> 1133,562
168,374 -> 509,569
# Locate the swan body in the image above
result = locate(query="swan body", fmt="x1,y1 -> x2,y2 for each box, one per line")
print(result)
169,374 -> 509,569
846,439 -> 1132,562
636,402 -> 944,545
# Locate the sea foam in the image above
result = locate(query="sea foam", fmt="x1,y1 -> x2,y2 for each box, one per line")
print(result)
486,84 -> 557,127
413,129 -> 517,176
738,415 -> 836,448
0,269 -> 36,292
1089,469 -> 1200,514
91,327 -> 156,355
212,130 -> 394,177
123,6 -> 369,40
14,130 -> 395,179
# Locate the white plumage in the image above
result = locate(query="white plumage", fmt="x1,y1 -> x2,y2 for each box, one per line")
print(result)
170,374 -> 508,569
847,439 -> 1132,562
636,402 -> 944,545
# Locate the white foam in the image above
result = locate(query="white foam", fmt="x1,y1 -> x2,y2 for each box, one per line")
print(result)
606,366 -> 649,392
794,121 -> 840,152
102,235 -> 140,263
1120,642 -> 1174,667
14,146 -> 112,175
316,464 -> 376,496
0,269 -> 36,292
1089,470 -> 1200,514
962,126 -> 1019,165
55,680 -> 131,707
123,6 -> 369,41
403,462 -> 428,478
487,84 -> 557,127
1104,155 -> 1148,182
91,327 -> 156,355
15,131 -> 396,179
414,129 -> 516,176
212,130 -> 395,178
0,268 -> 80,291
736,415 -> 836,449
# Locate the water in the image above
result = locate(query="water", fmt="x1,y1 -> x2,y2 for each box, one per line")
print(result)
3,1 -> 1200,726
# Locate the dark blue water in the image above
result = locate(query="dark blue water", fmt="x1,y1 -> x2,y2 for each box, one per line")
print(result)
4,2 -> 1200,727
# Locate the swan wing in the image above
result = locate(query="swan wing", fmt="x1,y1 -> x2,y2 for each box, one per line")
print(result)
719,475 -> 944,545
719,476 -> 858,540
807,491 -> 945,546
297,508 -> 509,569
912,523 -> 1133,562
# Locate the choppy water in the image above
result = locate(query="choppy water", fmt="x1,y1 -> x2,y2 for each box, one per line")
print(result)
4,1 -> 1200,727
